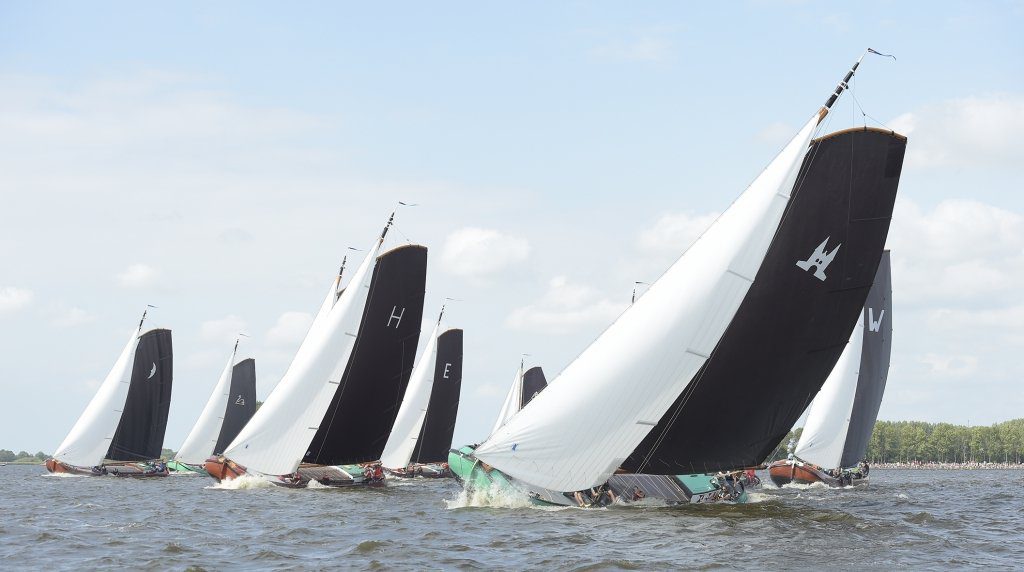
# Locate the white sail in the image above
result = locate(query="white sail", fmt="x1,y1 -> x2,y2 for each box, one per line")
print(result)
174,346 -> 238,465
379,318 -> 442,469
53,329 -> 140,468
475,114 -> 821,492
795,316 -> 865,469
489,364 -> 524,437
221,239 -> 382,476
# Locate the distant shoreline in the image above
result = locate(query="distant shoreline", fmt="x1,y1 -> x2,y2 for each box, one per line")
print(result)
870,462 -> 1024,470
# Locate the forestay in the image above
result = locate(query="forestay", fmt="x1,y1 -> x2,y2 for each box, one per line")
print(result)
379,318 -> 442,469
222,239 -> 382,476
175,346 -> 238,465
475,113 -> 820,492
53,330 -> 141,468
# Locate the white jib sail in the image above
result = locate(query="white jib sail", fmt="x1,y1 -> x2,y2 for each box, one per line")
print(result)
795,314 -> 865,470
489,363 -> 524,437
174,346 -> 238,465
379,319 -> 442,469
221,240 -> 382,476
53,329 -> 140,468
475,114 -> 820,492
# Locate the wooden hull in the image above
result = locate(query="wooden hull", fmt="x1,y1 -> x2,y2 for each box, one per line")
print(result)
203,456 -> 248,482
45,458 -> 169,478
768,460 -> 866,487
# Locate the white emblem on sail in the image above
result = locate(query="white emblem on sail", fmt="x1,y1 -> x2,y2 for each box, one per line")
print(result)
235,395 -> 245,405
147,362 -> 157,379
796,237 -> 841,281
868,308 -> 884,332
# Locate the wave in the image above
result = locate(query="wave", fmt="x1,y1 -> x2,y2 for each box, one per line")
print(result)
40,472 -> 86,478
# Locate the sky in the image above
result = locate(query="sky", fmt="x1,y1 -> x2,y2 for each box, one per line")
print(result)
1,1 -> 1022,453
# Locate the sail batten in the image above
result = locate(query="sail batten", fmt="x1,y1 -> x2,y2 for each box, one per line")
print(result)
475,113 -> 821,492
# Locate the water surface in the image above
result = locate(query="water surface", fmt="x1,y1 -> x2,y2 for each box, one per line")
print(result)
2,465 -> 1021,569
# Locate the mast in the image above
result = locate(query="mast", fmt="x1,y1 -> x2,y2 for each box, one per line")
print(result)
818,52 -> 864,123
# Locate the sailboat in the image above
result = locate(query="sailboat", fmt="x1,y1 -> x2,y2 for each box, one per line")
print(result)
46,310 -> 174,477
490,362 -> 547,437
449,52 -> 906,506
204,214 -> 428,488
380,307 -> 464,478
169,339 -> 257,474
768,251 -> 893,487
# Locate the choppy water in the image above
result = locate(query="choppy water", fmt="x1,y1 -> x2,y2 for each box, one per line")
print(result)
2,465 -> 1022,569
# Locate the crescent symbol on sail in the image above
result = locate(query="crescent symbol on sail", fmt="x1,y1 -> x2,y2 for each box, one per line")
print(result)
148,363 -> 156,379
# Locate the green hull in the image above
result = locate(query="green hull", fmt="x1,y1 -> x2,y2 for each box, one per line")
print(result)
167,460 -> 209,475
448,445 -> 748,506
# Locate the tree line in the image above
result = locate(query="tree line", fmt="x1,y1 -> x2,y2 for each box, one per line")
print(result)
767,418 -> 1024,464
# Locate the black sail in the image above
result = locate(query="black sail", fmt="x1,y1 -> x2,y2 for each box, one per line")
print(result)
107,329 -> 173,461
213,358 -> 258,456
624,127 -> 906,474
410,328 -> 464,464
520,366 -> 547,409
303,245 -> 428,465
840,251 -> 893,467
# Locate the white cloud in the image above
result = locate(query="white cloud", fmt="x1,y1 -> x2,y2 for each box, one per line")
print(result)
199,314 -> 248,344
887,198 -> 1024,304
441,227 -> 530,278
919,353 -> 979,377
0,287 -> 34,314
50,306 -> 96,328
888,94 -> 1024,169
592,35 -> 673,63
507,276 -> 626,335
755,121 -> 794,146
116,264 -> 159,289
637,210 -> 719,254
265,311 -> 313,347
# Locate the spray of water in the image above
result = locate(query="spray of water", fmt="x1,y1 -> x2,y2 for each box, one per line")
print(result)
205,473 -> 274,490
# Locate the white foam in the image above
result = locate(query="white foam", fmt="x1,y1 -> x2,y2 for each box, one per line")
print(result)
443,482 -> 540,510
205,473 -> 273,490
41,472 -> 86,478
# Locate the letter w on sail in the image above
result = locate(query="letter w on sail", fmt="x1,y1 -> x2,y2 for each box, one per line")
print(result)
795,237 -> 841,281
868,308 -> 885,332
